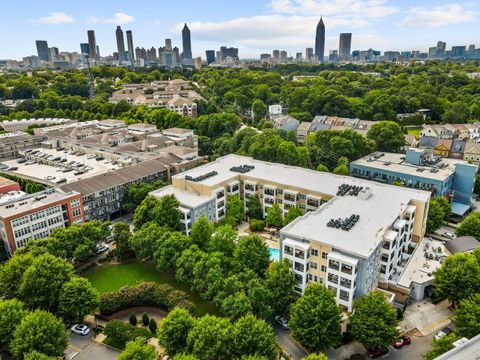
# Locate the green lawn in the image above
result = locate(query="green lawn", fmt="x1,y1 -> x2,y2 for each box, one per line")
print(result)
83,260 -> 220,317
407,127 -> 422,138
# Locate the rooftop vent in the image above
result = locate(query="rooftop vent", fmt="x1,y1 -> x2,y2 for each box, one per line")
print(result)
230,165 -> 255,173
336,184 -> 363,197
327,214 -> 360,231
185,171 -> 218,182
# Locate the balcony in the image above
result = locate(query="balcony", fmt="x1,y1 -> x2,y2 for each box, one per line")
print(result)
264,188 -> 276,197
307,199 -> 319,208
341,264 -> 354,275
328,259 -> 340,271
340,277 -> 352,289
284,245 -> 294,256
284,193 -> 296,203
216,191 -> 225,199
328,273 -> 339,284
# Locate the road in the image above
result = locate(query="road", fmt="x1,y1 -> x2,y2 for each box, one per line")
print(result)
68,332 -> 119,360
272,322 -> 308,360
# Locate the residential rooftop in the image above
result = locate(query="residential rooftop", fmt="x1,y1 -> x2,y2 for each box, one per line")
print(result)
150,185 -> 213,208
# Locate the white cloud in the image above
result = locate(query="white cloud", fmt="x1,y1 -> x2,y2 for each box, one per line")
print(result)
398,4 -> 476,28
35,12 -> 75,25
86,12 -> 134,25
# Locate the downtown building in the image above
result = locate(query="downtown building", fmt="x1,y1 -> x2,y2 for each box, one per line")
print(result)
150,154 -> 431,311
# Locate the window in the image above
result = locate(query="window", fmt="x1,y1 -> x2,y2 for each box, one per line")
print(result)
294,249 -> 305,259
322,252 -> 328,259
284,193 -> 296,202
284,245 -> 293,256
310,262 -> 318,269
341,263 -> 353,275
70,199 -> 80,207
340,277 -> 352,288
328,285 -> 337,294
277,189 -> 283,195
321,265 -> 327,272
298,193 -> 306,200
311,249 -> 318,257
328,273 -> 339,284
329,259 -> 340,271
339,290 -> 349,301
294,262 -> 305,272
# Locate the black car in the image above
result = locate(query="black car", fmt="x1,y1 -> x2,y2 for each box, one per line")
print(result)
367,346 -> 389,359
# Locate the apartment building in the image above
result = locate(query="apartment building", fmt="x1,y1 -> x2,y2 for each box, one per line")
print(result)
350,148 -> 478,217
150,154 -> 431,310
0,188 -> 84,255
0,132 -> 47,160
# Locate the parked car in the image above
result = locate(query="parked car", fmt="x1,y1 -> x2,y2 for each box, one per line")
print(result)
96,244 -> 109,254
7,166 -> 18,171
56,178 -> 67,184
441,232 -> 456,240
274,316 -> 288,330
25,160 -> 36,165
105,235 -> 114,243
366,346 -> 389,359
71,324 -> 90,336
435,327 -> 452,340
45,176 -> 56,181
17,158 -> 26,164
393,335 -> 411,349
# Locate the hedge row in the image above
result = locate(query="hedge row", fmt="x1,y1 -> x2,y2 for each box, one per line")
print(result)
104,320 -> 152,346
99,282 -> 195,315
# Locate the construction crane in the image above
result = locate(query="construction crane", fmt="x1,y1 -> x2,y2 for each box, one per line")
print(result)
85,55 -> 95,98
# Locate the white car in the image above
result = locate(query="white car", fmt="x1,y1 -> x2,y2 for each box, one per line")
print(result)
435,327 -> 452,340
275,316 -> 289,330
71,324 -> 90,336
96,244 -> 109,254
442,232 -> 456,240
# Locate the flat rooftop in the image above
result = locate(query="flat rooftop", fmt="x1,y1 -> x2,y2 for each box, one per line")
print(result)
352,152 -> 469,181
173,154 -> 430,202
3,148 -> 121,185
150,185 -> 213,208
0,189 -> 79,219
397,237 -> 446,289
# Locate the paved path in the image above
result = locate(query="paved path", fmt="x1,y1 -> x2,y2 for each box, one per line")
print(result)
68,333 -> 119,360
272,322 -> 308,360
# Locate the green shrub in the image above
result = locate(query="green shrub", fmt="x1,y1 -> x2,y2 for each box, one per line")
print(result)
104,320 -> 151,348
149,318 -> 157,334
142,312 -> 149,326
129,313 -> 137,326
99,282 -> 196,315
249,219 -> 265,231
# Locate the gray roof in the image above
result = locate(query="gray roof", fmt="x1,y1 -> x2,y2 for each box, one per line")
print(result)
419,136 -> 438,149
434,332 -> 480,360
444,236 -> 480,254
60,159 -> 169,195
450,139 -> 466,153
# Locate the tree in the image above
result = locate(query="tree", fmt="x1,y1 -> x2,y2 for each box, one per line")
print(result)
10,310 -> 68,359
266,203 -> 283,228
333,163 -> 349,175
154,230 -> 191,272
427,197 -> 448,233
284,207 -> 303,226
149,318 -> 157,333
232,314 -> 277,360
457,212 -> 480,239
454,293 -> 480,339
226,195 -> 245,225
0,299 -> 28,347
142,312 -> 150,326
0,253 -> 34,299
433,252 -> 480,307
424,332 -> 461,360
252,99 -> 268,126
350,291 -> 399,348
133,196 -> 161,229
134,195 -> 181,230
158,307 -> 194,356
123,179 -> 166,212
129,222 -> 163,259
187,315 -> 232,360
302,355 -> 328,360
208,225 -> 237,256
58,277 -> 99,325
119,338 -> 157,360
265,260 -> 297,315
367,121 -> 405,152
113,222 -> 134,261
435,196 -> 451,221
247,194 -> 263,220
290,284 -> 341,352
234,234 -> 270,276
129,313 -> 137,326
19,253 -> 73,312
316,164 -> 329,172
24,351 -> 57,360
173,355 -> 199,360
221,292 -> 253,320
190,214 -> 213,249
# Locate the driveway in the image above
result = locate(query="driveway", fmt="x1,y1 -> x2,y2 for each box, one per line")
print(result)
67,333 -> 119,360
272,322 -> 308,360
400,300 -> 452,336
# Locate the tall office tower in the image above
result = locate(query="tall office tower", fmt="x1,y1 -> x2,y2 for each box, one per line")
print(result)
468,44 -> 476,58
87,30 -> 97,60
436,41 -> 446,58
339,33 -> 352,61
182,23 -> 193,65
35,40 -> 50,62
272,50 -> 280,61
49,47 -> 59,61
115,26 -> 126,61
296,52 -> 303,61
80,43 -> 90,55
260,53 -> 272,62
173,47 -> 180,64
165,39 -> 172,51
329,50 -> 338,62
428,47 -> 437,58
205,50 -> 215,65
220,46 -> 239,61
126,30 -> 135,61
451,46 -> 466,58
216,51 -> 222,62
315,16 -> 325,62
149,47 -> 157,62
280,50 -> 288,63
305,47 -> 314,61
96,45 -> 100,59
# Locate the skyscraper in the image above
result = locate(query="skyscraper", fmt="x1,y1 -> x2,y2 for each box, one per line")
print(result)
182,23 -> 193,65
115,26 -> 126,61
126,30 -> 135,61
305,48 -> 314,61
339,33 -> 352,61
315,17 -> 325,62
205,50 -> 215,65
80,43 -> 90,55
35,40 -> 50,62
87,30 -> 97,60
436,41 -> 446,58
165,39 -> 172,51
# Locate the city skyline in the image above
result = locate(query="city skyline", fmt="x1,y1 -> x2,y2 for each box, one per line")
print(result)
0,0 -> 479,60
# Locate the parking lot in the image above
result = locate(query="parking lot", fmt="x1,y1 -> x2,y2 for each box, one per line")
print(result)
68,332 -> 119,360
1,147 -> 120,185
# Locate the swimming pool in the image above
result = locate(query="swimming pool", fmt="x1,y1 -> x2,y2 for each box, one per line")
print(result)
269,248 -> 280,262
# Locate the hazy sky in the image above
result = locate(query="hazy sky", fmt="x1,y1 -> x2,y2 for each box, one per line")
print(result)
1,0 -> 479,59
